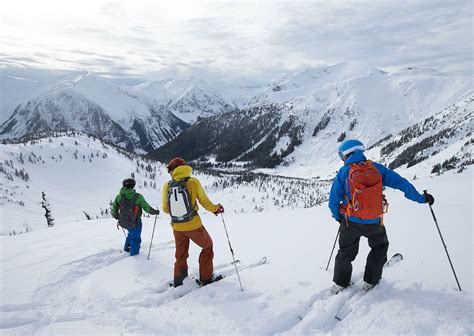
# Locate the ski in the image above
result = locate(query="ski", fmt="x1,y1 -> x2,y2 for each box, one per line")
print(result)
384,252 -> 403,267
195,257 -> 268,288
168,259 -> 241,288
195,274 -> 224,287
334,253 -> 403,321
169,257 -> 266,292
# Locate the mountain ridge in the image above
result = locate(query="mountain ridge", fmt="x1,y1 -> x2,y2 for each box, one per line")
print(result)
151,64 -> 473,176
2,64 -> 472,172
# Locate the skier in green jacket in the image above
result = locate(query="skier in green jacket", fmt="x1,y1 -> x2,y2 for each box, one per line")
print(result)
112,178 -> 159,255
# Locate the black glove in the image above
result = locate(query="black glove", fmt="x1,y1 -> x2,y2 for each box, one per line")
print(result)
149,208 -> 160,215
424,192 -> 434,206
213,204 -> 224,215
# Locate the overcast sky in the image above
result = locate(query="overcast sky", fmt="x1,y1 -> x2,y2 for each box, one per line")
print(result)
1,0 -> 472,85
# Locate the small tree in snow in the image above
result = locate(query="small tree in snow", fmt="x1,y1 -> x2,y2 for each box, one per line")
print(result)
337,132 -> 346,142
83,211 -> 92,220
41,191 -> 55,227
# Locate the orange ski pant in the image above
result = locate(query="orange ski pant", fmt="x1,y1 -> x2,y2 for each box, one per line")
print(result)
173,226 -> 214,282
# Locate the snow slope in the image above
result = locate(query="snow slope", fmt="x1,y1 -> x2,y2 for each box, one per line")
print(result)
251,64 -> 473,175
0,134 -> 167,235
0,134 -> 328,236
0,169 -> 472,335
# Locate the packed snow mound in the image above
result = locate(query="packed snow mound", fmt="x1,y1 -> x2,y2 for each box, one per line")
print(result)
0,170 -> 472,335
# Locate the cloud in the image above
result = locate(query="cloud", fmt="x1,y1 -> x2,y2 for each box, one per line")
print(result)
0,0 -> 471,84
263,1 -> 472,72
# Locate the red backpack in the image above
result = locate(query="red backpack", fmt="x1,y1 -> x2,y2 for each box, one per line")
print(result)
340,161 -> 384,221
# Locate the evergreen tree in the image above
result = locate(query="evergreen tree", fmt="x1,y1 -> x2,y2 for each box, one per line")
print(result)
41,191 -> 55,227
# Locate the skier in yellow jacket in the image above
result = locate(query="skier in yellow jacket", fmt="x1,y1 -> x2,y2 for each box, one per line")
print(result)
162,157 -> 224,287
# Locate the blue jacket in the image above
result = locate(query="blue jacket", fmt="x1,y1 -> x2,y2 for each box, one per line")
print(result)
328,152 -> 426,224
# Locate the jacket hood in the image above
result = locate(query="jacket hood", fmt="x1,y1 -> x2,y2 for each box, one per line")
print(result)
119,187 -> 136,199
344,151 -> 366,165
172,165 -> 193,181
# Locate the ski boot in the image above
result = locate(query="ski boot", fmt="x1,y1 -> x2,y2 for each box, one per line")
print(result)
196,274 -> 224,287
361,282 -> 375,292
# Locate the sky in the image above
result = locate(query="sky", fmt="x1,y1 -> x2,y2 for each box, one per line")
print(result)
1,0 -> 472,85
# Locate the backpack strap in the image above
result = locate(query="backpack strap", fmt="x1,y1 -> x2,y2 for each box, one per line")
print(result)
131,193 -> 141,217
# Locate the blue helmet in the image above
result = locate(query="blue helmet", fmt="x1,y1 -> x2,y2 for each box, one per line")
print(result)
338,139 -> 365,160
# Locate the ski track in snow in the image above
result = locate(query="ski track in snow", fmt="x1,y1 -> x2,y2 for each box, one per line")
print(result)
1,223 -> 472,335
1,249 -> 123,333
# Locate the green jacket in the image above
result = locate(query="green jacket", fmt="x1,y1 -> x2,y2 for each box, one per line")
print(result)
111,187 -> 153,218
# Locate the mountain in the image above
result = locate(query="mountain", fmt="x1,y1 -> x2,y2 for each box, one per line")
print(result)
366,95 -> 473,175
2,64 -> 472,169
0,74 -> 45,123
134,79 -> 239,124
151,64 -> 473,177
0,73 -> 237,153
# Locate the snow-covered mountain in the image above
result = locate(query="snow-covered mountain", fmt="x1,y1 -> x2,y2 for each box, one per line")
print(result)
2,64 -> 473,170
367,95 -> 473,175
0,73 -> 237,153
152,64 -> 473,177
134,79 -> 239,124
0,74 -> 45,124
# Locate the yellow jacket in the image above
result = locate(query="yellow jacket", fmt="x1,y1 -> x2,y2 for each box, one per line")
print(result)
162,165 -> 219,231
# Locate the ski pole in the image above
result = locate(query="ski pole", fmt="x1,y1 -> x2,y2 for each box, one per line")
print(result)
326,226 -> 340,271
117,222 -> 127,238
147,213 -> 158,261
424,190 -> 462,291
220,214 -> 244,291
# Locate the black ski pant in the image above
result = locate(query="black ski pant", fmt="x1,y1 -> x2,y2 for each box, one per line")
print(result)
333,221 -> 389,287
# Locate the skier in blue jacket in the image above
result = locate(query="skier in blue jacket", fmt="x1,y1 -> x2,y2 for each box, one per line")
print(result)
328,139 -> 434,293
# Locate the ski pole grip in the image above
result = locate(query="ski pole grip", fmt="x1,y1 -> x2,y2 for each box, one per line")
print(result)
423,190 -> 429,204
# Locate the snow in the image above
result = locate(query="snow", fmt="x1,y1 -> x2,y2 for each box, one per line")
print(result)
0,73 -> 239,132
0,74 -> 44,123
248,63 -> 473,178
0,135 -> 472,335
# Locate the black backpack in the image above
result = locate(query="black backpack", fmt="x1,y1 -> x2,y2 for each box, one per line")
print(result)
118,193 -> 141,229
167,177 -> 196,223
